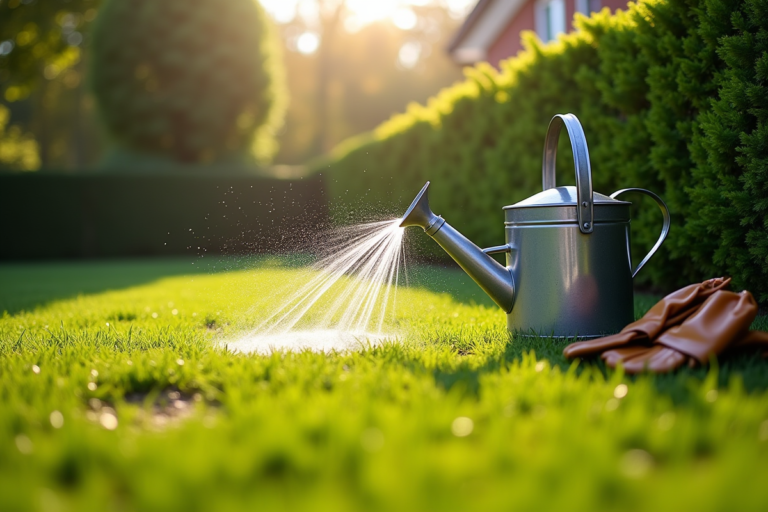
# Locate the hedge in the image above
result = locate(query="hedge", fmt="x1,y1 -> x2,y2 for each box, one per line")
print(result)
324,0 -> 768,302
0,173 -> 326,260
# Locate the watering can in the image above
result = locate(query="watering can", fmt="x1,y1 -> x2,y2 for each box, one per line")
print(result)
399,113 -> 671,338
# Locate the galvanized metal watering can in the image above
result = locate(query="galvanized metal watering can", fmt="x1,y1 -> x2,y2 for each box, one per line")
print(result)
400,113 -> 671,338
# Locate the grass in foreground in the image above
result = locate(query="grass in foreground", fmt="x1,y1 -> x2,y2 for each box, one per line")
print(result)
1,257 -> 768,511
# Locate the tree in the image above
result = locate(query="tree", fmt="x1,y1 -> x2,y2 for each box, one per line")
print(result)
0,0 -> 100,169
89,0 -> 286,166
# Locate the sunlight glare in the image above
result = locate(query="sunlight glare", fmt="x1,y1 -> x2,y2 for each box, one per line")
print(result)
258,0 -> 298,24
297,32 -> 320,54
346,0 -> 398,23
444,0 -> 476,19
392,8 -> 418,30
344,15 -> 364,33
398,41 -> 421,68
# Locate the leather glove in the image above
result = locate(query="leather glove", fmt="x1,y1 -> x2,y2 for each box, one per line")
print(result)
602,290 -> 764,373
654,290 -> 757,363
563,277 -> 731,359
603,345 -> 691,373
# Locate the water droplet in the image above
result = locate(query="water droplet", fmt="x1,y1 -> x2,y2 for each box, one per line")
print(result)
452,417 -> 474,437
99,411 -> 118,430
50,411 -> 64,429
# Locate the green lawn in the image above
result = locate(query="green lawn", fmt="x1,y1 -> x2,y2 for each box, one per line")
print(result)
1,258 -> 768,511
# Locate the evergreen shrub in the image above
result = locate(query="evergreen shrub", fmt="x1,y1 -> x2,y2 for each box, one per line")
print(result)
90,0 -> 285,166
324,0 -> 768,301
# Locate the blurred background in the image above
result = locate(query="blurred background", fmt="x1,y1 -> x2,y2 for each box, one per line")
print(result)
0,0 -> 482,260
0,0 -> 476,172
0,0 -> 625,260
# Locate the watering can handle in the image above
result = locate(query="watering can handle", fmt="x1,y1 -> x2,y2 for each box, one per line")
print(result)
609,188 -> 671,279
542,114 -> 594,234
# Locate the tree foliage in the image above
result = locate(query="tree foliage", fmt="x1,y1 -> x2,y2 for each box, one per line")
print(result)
0,105 -> 38,170
2,0 -> 465,170
0,0 -> 98,102
89,0 -> 286,166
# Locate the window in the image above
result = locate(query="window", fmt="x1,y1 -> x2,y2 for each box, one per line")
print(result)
575,0 -> 602,15
535,0 -> 566,43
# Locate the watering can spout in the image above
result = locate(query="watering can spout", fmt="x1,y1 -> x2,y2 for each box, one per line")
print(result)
400,182 -> 516,313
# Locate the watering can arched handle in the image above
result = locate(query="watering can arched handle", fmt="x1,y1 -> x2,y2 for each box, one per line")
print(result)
609,188 -> 671,278
542,113 -> 594,234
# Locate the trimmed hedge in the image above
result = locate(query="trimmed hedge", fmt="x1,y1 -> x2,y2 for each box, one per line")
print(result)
0,174 -> 326,260
325,0 -> 768,301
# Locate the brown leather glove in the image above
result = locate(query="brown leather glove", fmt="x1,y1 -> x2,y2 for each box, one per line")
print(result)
563,277 -> 731,359
601,345 -> 691,371
601,290 -> 764,373
655,290 -> 757,363
603,345 -> 692,373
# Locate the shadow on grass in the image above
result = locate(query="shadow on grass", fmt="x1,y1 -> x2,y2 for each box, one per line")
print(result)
427,333 -> 768,403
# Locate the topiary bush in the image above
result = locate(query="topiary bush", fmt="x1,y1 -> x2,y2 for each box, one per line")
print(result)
323,0 -> 768,302
90,0 -> 285,166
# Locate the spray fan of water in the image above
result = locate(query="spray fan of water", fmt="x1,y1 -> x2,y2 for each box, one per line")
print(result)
228,219 -> 407,355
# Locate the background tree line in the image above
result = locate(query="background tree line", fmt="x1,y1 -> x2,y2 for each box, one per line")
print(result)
0,0 -> 469,171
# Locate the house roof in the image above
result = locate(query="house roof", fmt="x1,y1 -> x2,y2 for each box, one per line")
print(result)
447,0 -> 528,64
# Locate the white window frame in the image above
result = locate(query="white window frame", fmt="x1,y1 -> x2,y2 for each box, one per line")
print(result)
535,0 -> 567,43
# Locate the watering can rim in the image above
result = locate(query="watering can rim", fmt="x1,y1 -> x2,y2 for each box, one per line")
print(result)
503,185 -> 631,210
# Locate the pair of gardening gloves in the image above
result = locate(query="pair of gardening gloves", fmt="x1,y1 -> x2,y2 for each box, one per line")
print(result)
563,278 -> 768,373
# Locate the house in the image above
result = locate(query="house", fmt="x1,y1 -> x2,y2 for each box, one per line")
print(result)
448,0 -> 628,67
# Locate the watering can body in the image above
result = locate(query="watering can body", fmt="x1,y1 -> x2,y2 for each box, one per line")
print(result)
501,187 -> 635,336
400,114 -> 670,338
